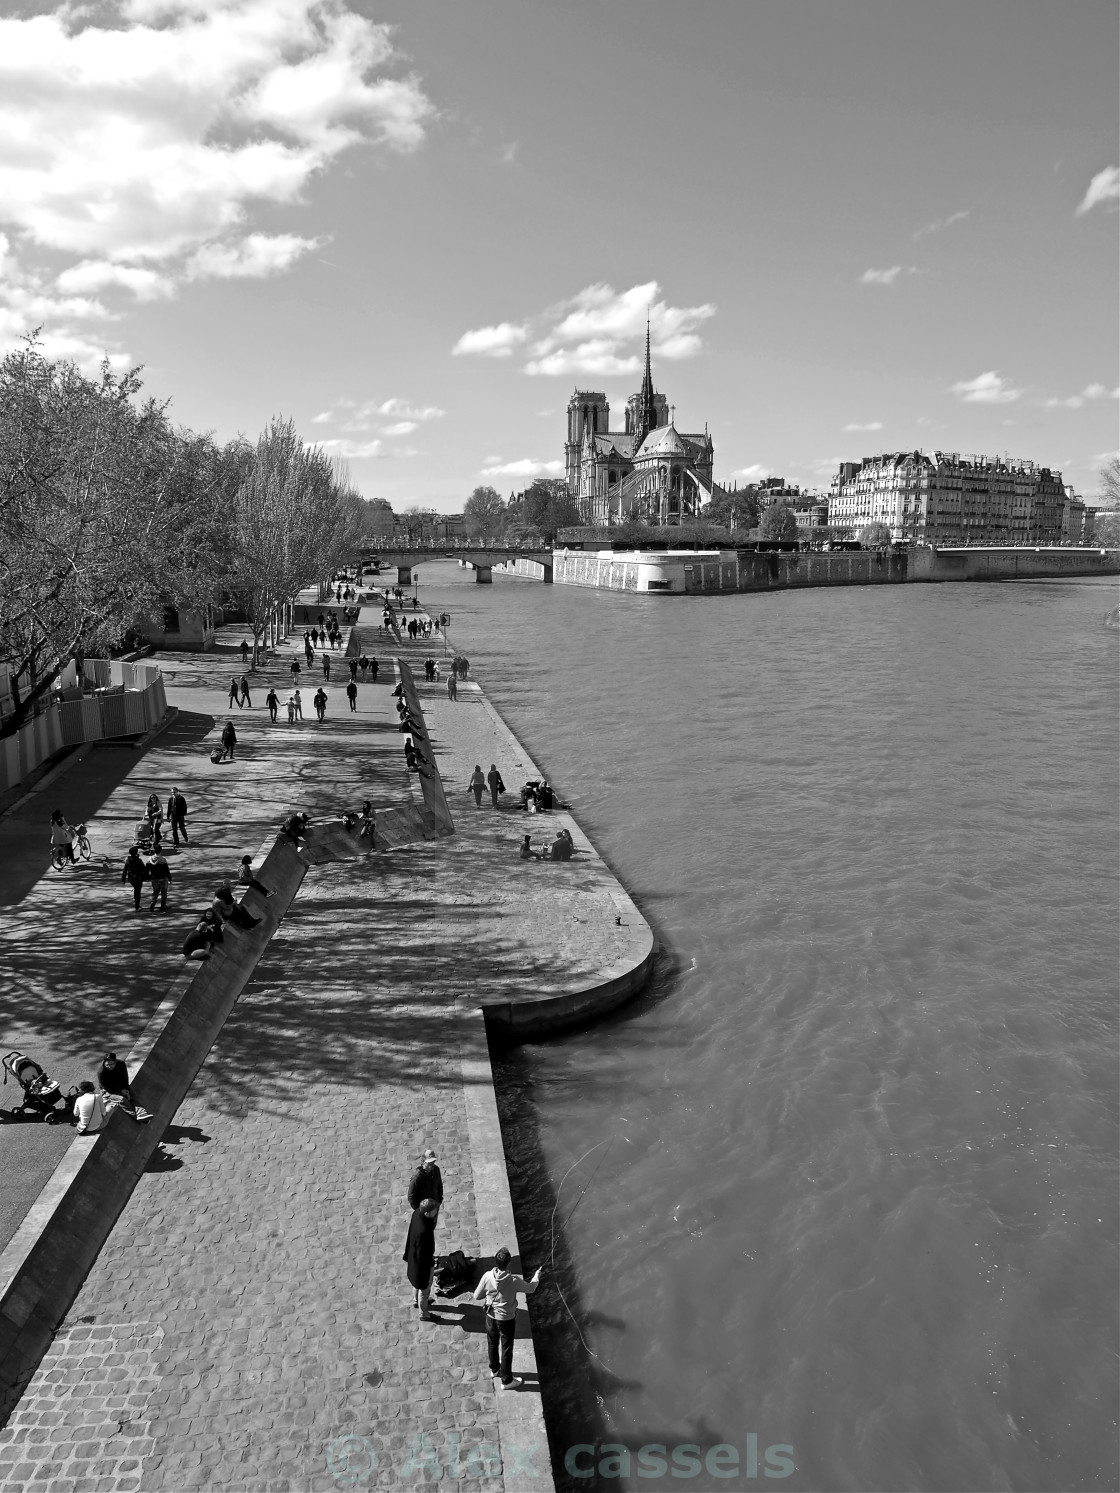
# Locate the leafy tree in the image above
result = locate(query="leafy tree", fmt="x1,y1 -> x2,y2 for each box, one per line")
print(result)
858,521 -> 893,548
0,336 -> 226,735
758,502 -> 798,541
463,485 -> 505,539
521,479 -> 580,543
702,485 -> 762,534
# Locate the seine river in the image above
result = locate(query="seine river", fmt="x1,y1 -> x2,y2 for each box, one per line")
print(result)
409,563 -> 1118,1493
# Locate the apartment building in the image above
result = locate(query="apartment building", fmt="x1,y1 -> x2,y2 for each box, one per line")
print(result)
829,452 -> 1069,545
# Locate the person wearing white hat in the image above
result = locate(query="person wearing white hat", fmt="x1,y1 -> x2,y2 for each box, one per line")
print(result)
407,1148 -> 443,1214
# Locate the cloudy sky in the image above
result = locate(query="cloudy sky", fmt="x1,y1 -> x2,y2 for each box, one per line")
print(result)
1,0 -> 1116,509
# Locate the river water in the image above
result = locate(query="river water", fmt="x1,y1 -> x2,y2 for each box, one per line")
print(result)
407,564 -> 1118,1493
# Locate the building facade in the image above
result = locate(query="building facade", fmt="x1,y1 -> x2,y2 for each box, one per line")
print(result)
829,451 -> 1073,545
564,330 -> 716,526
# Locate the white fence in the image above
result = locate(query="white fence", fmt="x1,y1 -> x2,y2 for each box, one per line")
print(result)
0,660 -> 167,796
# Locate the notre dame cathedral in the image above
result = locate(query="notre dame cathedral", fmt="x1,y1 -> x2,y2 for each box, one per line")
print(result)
564,328 -> 717,526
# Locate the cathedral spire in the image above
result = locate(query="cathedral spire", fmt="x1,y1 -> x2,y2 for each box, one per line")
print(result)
633,319 -> 659,447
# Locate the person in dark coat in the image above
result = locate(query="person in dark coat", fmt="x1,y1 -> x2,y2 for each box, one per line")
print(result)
182,911 -> 223,961
266,687 -> 279,724
407,1149 -> 444,1212
486,764 -> 504,807
346,680 -> 358,712
403,1199 -> 439,1319
469,765 -> 486,808
220,721 -> 237,761
313,686 -> 328,721
166,786 -> 188,846
97,1053 -> 131,1107
121,844 -> 148,909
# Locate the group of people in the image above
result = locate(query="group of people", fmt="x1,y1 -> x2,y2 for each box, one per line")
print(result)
117,788 -> 188,909
519,827 -> 575,861
71,1052 -> 145,1133
422,656 -> 442,682
393,684 -> 430,773
227,674 -> 253,709
402,1148 -> 542,1390
467,763 -> 506,808
180,856 -> 271,962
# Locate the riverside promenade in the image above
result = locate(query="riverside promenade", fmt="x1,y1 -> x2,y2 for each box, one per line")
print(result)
0,595 -> 653,1491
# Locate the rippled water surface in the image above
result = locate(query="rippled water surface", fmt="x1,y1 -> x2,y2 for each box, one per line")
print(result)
408,565 -> 1118,1493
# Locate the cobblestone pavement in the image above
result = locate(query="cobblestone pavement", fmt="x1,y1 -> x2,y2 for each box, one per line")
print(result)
1,597 -> 636,1491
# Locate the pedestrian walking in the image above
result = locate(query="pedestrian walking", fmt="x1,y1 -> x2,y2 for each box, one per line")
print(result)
486,763 -> 505,807
220,720 -> 237,761
148,849 -> 172,911
311,627 -> 319,647
403,1200 -> 439,1320
346,680 -> 358,712
266,688 -> 279,723
314,686 -> 328,722
290,659 -> 301,682
471,1248 -> 542,1390
286,694 -> 296,724
229,676 -> 240,708
121,844 -> 148,910
239,675 -> 252,708
407,1149 -> 444,1212
469,764 -> 486,807
240,639 -> 249,665
370,658 -> 379,681
292,688 -> 303,720
447,674 -> 457,701
322,651 -> 331,678
348,657 -> 358,681
166,786 -> 188,845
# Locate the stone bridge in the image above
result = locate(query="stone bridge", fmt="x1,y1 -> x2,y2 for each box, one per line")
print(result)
361,544 -> 553,585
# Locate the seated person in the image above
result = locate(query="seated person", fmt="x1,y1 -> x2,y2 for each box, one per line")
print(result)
238,855 -> 272,896
73,1081 -> 105,1134
97,1052 -> 131,1106
182,911 -> 224,961
281,812 -> 310,844
213,885 -> 260,930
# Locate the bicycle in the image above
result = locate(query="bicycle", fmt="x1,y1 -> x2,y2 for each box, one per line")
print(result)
50,823 -> 91,871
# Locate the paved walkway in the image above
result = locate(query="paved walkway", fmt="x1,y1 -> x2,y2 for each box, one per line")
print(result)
0,594 -> 648,1491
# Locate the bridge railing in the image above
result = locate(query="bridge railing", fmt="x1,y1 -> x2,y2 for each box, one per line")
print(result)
362,540 -> 552,553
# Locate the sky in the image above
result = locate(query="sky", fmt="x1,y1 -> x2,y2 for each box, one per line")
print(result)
0,0 -> 1117,511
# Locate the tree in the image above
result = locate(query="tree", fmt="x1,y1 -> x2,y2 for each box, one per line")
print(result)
0,336 -> 224,735
758,502 -> 798,541
463,485 -> 505,539
702,485 -> 762,534
521,479 -> 580,543
1099,456 -> 1120,504
858,521 -> 893,548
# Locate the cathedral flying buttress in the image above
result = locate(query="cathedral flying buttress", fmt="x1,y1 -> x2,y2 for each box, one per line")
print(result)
563,328 -> 716,526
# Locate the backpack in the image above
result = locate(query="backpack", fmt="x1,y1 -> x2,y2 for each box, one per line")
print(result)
434,1250 -> 474,1296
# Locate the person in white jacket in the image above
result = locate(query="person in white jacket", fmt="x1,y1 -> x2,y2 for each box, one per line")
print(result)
73,1082 -> 104,1135
471,1247 -> 542,1390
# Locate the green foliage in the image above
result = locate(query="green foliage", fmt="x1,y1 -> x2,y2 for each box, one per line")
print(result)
0,335 -> 231,733
858,521 -> 893,547
758,502 -> 798,541
519,479 -> 580,542
463,484 -> 505,538
702,485 -> 762,533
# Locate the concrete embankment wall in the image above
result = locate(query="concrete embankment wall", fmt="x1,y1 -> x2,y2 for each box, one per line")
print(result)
908,546 -> 1120,583
0,836 -> 306,1419
553,545 -> 1119,595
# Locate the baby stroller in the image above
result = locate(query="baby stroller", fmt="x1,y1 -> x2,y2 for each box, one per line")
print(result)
2,1051 -> 72,1123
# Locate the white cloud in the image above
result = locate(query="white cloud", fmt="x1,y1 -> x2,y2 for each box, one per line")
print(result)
312,437 -> 383,459
859,266 -> 918,287
913,209 -> 971,240
500,143 -> 518,165
732,464 -> 771,481
949,370 -> 1023,405
311,396 -> 445,432
480,457 -> 564,477
187,232 -> 322,279
1044,383 -> 1119,409
1075,165 -> 1120,215
0,0 -> 433,349
452,322 -> 528,358
55,260 -> 174,301
525,281 -> 715,376
843,421 -> 883,432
